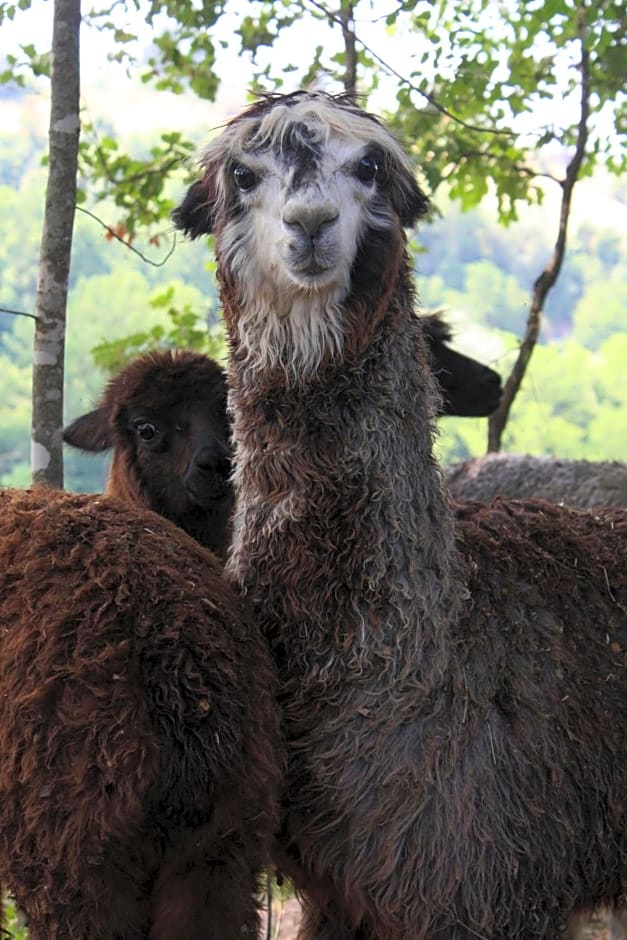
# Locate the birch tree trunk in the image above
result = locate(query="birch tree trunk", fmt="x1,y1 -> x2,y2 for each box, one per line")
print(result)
31,0 -> 81,487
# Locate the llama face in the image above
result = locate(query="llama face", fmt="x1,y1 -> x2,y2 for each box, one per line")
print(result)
223,134 -> 385,298
175,93 -> 429,376
64,351 -> 233,517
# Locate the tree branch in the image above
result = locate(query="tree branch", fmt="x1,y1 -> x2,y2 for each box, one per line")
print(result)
76,206 -> 177,266
304,0 -> 515,136
438,148 -> 562,185
0,307 -> 38,321
487,7 -> 590,452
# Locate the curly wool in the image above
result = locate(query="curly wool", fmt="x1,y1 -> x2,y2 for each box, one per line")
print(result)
0,487 -> 282,940
446,453 -> 627,508
229,304 -> 627,940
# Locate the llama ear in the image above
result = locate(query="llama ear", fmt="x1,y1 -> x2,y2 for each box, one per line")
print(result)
63,408 -> 113,453
172,179 -> 216,239
394,175 -> 430,228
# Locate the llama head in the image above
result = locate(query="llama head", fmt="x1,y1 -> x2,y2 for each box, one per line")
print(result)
174,92 -> 429,376
64,350 -> 233,522
422,313 -> 502,417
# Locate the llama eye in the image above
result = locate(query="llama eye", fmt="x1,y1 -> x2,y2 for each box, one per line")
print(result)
356,155 -> 379,184
232,164 -> 257,192
134,421 -> 158,442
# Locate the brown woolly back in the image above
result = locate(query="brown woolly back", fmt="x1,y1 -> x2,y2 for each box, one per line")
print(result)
0,486 -> 282,940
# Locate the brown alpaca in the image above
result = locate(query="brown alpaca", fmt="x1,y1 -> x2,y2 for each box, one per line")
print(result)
0,487 -> 282,940
174,91 -> 626,939
64,350 -> 233,559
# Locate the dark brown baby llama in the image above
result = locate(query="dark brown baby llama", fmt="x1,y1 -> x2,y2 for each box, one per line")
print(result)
64,349 -> 233,559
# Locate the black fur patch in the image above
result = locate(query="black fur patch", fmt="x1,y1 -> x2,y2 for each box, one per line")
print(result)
171,179 -> 214,238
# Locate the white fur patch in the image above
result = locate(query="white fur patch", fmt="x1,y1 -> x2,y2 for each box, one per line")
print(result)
205,95 -> 409,378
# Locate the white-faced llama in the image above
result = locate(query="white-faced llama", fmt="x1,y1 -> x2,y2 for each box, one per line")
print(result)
174,91 -> 627,940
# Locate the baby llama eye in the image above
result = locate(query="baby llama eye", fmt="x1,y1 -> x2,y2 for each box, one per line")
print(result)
135,421 -> 157,441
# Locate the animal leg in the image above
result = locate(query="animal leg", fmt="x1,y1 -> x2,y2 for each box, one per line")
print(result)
149,828 -> 261,940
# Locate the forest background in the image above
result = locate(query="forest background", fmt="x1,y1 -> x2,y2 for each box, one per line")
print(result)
1,0 -> 626,494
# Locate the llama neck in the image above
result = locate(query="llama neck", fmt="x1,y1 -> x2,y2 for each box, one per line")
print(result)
225,275 -> 463,694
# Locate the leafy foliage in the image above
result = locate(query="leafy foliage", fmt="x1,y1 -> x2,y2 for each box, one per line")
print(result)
1,0 -> 625,477
91,285 -> 226,373
387,0 -> 625,223
78,128 -> 196,236
2,893 -> 28,939
4,1 -> 623,238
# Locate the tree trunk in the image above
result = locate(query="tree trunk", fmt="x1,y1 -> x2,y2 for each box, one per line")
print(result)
339,2 -> 357,96
31,0 -> 81,487
487,9 -> 589,453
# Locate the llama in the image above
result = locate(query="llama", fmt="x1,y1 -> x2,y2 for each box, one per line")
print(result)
0,487 -> 283,940
445,453 -> 627,508
174,91 -> 626,940
63,349 -> 233,559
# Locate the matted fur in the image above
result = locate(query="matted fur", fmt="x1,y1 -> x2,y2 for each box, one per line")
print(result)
446,453 -> 627,508
175,92 -> 626,939
63,350 -> 233,558
0,487 -> 282,940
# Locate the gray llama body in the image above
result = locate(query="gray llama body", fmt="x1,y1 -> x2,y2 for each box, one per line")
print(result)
174,91 -> 626,940
446,453 -> 627,508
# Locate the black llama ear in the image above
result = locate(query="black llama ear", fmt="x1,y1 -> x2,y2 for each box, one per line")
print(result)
392,167 -> 430,229
63,408 -> 113,453
172,178 -> 216,239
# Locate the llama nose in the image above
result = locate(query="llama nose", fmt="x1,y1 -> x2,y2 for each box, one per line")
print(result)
193,441 -> 231,477
283,200 -> 339,240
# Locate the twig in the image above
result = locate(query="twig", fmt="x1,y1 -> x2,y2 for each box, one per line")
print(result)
0,307 -> 37,321
75,207 -> 177,267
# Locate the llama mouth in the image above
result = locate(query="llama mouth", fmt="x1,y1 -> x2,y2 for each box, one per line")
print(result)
289,268 -> 341,295
287,256 -> 339,288
185,480 -> 232,506
287,240 -> 337,277
296,261 -> 332,277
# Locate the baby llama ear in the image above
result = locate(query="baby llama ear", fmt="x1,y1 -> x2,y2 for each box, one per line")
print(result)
172,178 -> 216,239
63,408 -> 113,453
